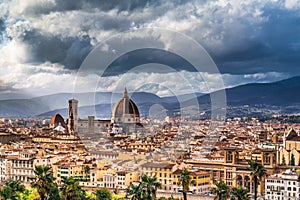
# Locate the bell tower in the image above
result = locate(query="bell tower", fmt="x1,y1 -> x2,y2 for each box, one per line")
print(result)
68,99 -> 78,134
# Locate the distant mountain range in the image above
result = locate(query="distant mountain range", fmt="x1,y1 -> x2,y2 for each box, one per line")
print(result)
1,76 -> 300,118
195,76 -> 300,117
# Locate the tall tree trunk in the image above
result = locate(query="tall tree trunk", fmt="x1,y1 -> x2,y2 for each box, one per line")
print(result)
183,191 -> 187,200
254,176 -> 258,200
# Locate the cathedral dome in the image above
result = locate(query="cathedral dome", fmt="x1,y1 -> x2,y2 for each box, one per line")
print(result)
50,113 -> 66,128
111,88 -> 140,123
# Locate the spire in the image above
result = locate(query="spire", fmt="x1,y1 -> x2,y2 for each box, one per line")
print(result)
123,87 -> 129,98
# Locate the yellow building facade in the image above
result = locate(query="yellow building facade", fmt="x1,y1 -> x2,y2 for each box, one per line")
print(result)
140,162 -> 175,191
172,169 -> 211,195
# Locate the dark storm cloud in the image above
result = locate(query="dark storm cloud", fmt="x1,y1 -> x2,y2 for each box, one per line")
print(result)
103,48 -> 195,76
1,0 -> 300,76
3,0 -> 300,98
260,8 -> 300,68
21,0 -> 163,16
0,18 -> 5,43
0,1 -> 173,70
22,29 -> 92,69
208,6 -> 300,75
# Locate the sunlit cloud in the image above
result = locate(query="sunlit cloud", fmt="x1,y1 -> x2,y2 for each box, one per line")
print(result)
0,0 -> 299,98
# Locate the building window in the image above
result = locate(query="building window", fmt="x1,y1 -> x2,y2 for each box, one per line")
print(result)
264,153 -> 270,164
226,172 -> 231,179
226,151 -> 233,162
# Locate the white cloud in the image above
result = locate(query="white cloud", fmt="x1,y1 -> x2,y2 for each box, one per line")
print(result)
0,0 -> 275,56
284,0 -> 300,10
0,0 -> 298,98
243,72 -> 286,80
0,40 -> 31,64
23,71 -> 292,97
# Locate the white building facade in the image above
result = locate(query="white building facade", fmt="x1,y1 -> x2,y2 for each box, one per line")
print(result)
0,156 -> 8,182
265,169 -> 300,200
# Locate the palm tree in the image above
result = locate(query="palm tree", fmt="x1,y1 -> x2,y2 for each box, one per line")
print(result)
31,165 -> 59,200
248,161 -> 266,200
211,182 -> 229,200
126,183 -> 143,200
126,175 -> 161,200
230,186 -> 249,200
140,175 -> 161,200
60,176 -> 87,200
0,179 -> 25,200
177,169 -> 196,200
47,185 -> 61,200
94,188 -> 112,200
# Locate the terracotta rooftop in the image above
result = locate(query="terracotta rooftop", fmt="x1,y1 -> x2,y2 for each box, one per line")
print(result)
140,162 -> 175,169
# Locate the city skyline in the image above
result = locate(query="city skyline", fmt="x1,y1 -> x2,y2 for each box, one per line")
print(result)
2,1 -> 300,199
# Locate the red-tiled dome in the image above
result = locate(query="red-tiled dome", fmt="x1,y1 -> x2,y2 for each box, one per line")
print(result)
111,88 -> 140,123
50,113 -> 66,127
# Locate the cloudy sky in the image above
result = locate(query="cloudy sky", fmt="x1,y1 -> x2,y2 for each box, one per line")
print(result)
0,0 -> 299,99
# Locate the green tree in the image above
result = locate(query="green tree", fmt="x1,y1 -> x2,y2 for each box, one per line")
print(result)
248,161 -> 266,200
0,179 -> 25,200
141,175 -> 161,200
47,185 -> 60,200
230,186 -> 249,200
126,175 -> 161,200
31,165 -> 59,200
16,188 -> 39,200
94,188 -> 111,200
126,183 -> 142,200
60,176 -> 87,200
211,182 -> 229,200
290,154 -> 295,166
177,169 -> 196,200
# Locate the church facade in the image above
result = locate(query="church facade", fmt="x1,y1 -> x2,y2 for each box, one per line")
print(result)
50,88 -> 142,134
278,128 -> 300,165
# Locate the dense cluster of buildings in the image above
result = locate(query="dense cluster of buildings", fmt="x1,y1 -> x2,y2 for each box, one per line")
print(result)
1,89 -> 300,199
0,142 -> 211,195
